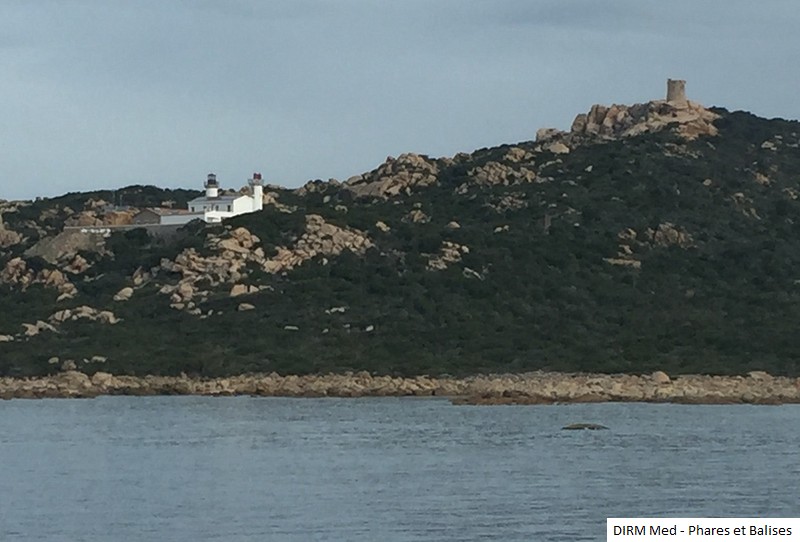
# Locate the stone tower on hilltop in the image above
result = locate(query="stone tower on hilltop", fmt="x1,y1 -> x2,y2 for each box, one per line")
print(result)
666,79 -> 687,103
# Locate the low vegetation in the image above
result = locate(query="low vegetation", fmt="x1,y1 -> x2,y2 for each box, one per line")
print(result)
2,108 -> 800,378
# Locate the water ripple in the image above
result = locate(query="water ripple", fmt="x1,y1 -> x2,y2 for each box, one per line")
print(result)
0,398 -> 798,541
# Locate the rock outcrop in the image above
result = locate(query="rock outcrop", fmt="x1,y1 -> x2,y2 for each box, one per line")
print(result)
259,190 -> 297,213
649,222 -> 694,248
63,204 -> 137,227
25,230 -> 108,265
605,223 -> 694,268
485,194 -> 528,213
536,82 -> 719,154
1,257 -> 29,286
567,100 -> 719,143
345,153 -> 440,198
6,306 -> 121,342
503,146 -> 535,163
21,321 -> 57,337
452,371 -> 800,405
1,257 -> 78,299
156,226 -> 264,311
296,179 -> 341,197
48,306 -> 120,325
0,214 -> 23,248
155,219 -> 373,312
427,241 -> 469,271
468,161 -> 537,186
403,209 -> 430,224
1,370 -> 798,403
263,215 -> 373,274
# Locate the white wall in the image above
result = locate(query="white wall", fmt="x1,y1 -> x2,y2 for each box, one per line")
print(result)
185,195 -> 261,223
232,196 -> 253,214
161,213 -> 204,226
205,210 -> 240,223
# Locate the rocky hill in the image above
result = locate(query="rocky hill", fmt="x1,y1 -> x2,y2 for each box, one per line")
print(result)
2,86 -> 800,378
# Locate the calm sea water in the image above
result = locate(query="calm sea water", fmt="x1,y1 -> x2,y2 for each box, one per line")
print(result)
0,397 -> 798,541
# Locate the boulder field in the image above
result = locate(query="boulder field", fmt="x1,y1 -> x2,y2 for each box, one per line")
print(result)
1,370 -> 798,405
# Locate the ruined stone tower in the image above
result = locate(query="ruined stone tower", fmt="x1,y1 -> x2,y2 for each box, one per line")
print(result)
666,79 -> 687,103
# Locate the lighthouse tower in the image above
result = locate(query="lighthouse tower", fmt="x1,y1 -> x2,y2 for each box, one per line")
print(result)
204,173 -> 219,198
249,172 -> 264,211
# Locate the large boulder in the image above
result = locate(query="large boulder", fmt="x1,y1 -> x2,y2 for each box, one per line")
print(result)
651,371 -> 671,385
113,287 -> 134,302
91,371 -> 114,386
25,230 -> 108,265
54,371 -> 93,396
230,284 -> 248,297
218,238 -> 250,255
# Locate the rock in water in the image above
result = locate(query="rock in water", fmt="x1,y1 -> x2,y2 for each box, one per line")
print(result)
562,423 -> 609,430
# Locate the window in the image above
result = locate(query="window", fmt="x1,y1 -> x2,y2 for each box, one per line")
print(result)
227,205 -> 231,212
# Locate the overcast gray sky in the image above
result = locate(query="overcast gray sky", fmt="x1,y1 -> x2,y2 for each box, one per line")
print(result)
2,1 -> 798,200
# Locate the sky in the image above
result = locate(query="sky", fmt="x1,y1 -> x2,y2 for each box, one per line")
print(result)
1,0 -> 799,200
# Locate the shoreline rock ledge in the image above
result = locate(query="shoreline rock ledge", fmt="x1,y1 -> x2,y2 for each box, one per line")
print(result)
0,370 -> 799,404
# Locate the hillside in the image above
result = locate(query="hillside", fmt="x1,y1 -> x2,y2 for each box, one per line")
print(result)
2,88 -> 800,378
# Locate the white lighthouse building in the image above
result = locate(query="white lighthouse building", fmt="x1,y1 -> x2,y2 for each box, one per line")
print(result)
186,172 -> 264,223
131,172 -> 267,226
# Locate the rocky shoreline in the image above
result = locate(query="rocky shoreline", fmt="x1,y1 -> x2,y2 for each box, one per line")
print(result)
1,370 -> 800,404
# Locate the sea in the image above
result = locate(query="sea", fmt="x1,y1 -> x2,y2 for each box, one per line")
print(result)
1,397 -> 798,541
